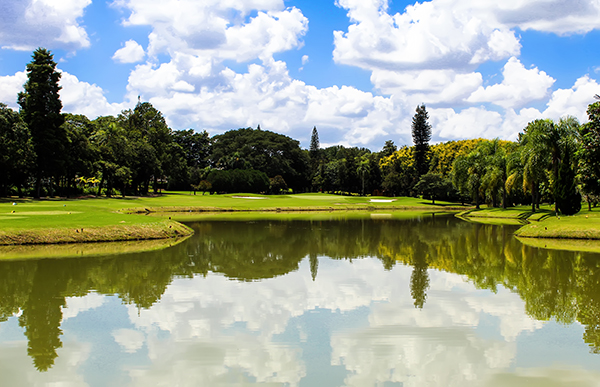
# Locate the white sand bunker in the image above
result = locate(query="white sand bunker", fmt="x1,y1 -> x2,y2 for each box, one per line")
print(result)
231,196 -> 267,199
370,199 -> 396,203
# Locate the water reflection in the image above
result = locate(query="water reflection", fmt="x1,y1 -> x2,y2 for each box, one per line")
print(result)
1,213 -> 600,383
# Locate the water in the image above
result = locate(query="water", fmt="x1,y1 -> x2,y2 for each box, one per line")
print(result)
1,213 -> 600,386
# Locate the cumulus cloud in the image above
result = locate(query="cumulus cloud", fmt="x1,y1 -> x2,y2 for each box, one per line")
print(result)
112,40 -> 145,63
333,0 -> 521,72
0,70 -> 127,119
0,0 -> 91,50
468,57 -> 555,109
59,72 -> 127,118
0,71 -> 27,109
333,0 -> 600,73
122,55 -> 402,147
112,0 -> 307,61
543,75 -> 600,122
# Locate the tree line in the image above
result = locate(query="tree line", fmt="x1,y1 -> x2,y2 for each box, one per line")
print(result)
1,48 -> 599,214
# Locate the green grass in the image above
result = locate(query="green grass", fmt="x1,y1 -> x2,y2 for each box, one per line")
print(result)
0,192 -> 467,245
514,207 -> 600,239
459,203 -> 600,239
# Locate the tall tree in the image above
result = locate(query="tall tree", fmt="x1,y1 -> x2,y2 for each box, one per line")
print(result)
18,48 -> 66,198
411,104 -> 432,177
555,145 -> 581,215
309,126 -> 321,191
0,104 -> 35,197
380,140 -> 397,158
578,102 -> 600,210
309,126 -> 320,157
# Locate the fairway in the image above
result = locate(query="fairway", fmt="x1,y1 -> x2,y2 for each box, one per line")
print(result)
0,192 -> 467,245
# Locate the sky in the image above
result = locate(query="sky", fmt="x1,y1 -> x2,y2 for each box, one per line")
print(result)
1,0 -> 600,150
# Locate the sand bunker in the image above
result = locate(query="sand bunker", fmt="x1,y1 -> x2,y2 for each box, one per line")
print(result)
370,199 -> 396,203
231,196 -> 267,199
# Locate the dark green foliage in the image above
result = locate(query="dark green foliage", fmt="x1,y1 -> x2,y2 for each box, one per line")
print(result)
207,169 -> 270,193
270,175 -> 288,194
172,129 -> 211,169
380,140 -> 397,158
0,103 -> 35,196
309,126 -> 320,156
414,173 -> 455,204
17,48 -> 66,197
555,146 -> 581,215
211,127 -> 309,191
578,103 -> 600,210
411,104 -> 432,177
62,114 -> 96,196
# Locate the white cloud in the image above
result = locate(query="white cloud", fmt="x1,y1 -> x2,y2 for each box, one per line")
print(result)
543,75 -> 600,122
0,71 -> 27,109
333,0 -> 600,74
122,55 -> 402,147
301,55 -> 309,65
59,72 -> 127,118
431,106 -> 504,140
113,0 -> 307,62
333,0 -> 521,72
468,57 -> 555,109
0,69 -> 127,119
372,69 -> 483,106
0,0 -> 91,50
112,40 -> 146,64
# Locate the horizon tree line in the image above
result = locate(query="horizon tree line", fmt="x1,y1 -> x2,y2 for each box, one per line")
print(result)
1,48 -> 599,214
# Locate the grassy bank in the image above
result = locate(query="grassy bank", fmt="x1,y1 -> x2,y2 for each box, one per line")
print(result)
459,204 -> 600,240
514,208 -> 600,239
0,192 -> 465,246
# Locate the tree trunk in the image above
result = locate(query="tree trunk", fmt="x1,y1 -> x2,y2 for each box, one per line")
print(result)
502,186 -> 507,209
97,173 -> 104,196
35,174 -> 41,198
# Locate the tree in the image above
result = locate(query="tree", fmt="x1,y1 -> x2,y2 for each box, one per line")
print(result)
380,140 -> 397,158
18,48 -> 66,198
414,173 -> 447,205
519,120 -> 552,212
452,148 -> 487,209
411,104 -> 432,177
211,127 -> 309,191
578,102 -> 600,210
270,175 -> 288,194
0,104 -> 35,197
309,126 -> 320,157
555,145 -> 581,215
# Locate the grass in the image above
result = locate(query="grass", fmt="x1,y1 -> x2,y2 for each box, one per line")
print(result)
459,203 -> 600,240
0,192 -> 467,246
514,207 -> 600,239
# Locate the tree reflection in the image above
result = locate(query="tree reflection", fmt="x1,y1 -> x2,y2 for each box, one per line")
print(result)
2,213 -> 600,371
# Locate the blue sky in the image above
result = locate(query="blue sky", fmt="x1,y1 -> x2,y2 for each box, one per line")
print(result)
1,0 -> 600,150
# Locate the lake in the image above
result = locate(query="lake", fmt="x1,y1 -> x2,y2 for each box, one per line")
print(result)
1,213 -> 600,386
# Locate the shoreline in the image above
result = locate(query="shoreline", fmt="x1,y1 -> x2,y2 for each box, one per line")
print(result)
2,193 -> 598,249
458,206 -> 600,240
0,219 -> 193,246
